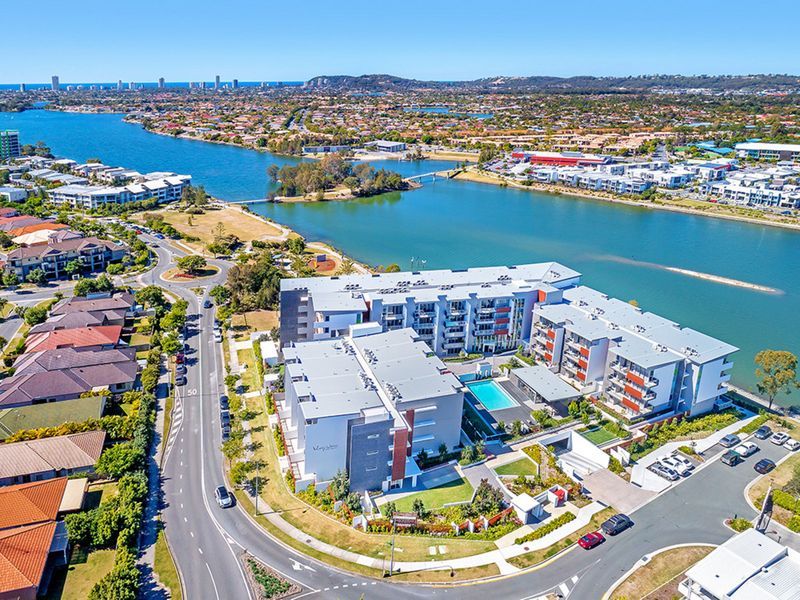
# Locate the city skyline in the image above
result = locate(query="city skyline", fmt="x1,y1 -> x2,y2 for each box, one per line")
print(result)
4,0 -> 800,83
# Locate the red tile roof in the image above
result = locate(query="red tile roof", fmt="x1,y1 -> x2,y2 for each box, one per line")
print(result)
0,521 -> 57,595
24,325 -> 123,352
0,479 -> 67,531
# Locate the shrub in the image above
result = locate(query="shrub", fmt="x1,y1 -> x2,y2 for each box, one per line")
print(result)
95,443 -> 145,479
788,515 -> 800,533
247,558 -> 291,599
608,455 -> 625,475
728,518 -> 753,532
738,412 -> 770,435
772,489 -> 800,513
515,512 -> 577,544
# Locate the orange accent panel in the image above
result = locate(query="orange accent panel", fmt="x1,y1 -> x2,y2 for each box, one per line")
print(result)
579,347 -> 590,358
576,371 -> 586,381
545,341 -> 554,351
624,384 -> 643,400
547,329 -> 556,340
538,290 -> 547,303
578,358 -> 588,370
544,352 -> 553,362
626,372 -> 645,387
621,397 -> 641,412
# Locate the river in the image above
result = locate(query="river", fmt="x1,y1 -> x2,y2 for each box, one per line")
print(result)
1,110 -> 798,404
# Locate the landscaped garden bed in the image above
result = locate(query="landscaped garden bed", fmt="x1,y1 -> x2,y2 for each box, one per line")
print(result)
242,553 -> 299,599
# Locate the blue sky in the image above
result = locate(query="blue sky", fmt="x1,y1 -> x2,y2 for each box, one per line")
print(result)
4,0 -> 800,83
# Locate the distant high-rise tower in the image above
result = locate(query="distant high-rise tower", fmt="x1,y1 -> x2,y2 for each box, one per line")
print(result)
129,81 -> 136,90
158,77 -> 165,89
51,75 -> 60,91
232,79 -> 239,89
19,83 -> 26,92
201,81 -> 207,89
117,80 -> 123,91
214,75 -> 220,90
0,130 -> 21,161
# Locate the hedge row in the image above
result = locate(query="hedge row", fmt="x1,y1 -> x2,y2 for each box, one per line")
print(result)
515,511 -> 576,544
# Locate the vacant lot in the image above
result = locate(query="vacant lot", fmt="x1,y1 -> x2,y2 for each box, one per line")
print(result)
610,545 -> 713,599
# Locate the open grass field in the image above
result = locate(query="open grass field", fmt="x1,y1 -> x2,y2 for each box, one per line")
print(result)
581,425 -> 618,445
231,310 -> 278,340
44,548 -> 116,600
494,457 -> 539,477
610,545 -> 713,600
133,206 -> 284,245
393,477 -> 474,512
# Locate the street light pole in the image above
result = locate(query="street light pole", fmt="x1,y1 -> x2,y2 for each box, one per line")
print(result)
388,513 -> 396,577
255,462 -> 260,516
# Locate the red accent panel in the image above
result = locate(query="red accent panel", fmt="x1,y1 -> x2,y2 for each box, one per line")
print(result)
578,358 -> 588,370
579,346 -> 590,358
545,340 -> 554,351
626,372 -> 645,387
496,307 -> 511,314
495,317 -> 510,325
544,352 -> 553,362
547,329 -> 556,340
621,397 -> 641,413
576,371 -> 586,381
538,290 -> 547,303
625,384 -> 643,400
391,429 -> 408,481
495,329 -> 508,336
404,410 -> 415,457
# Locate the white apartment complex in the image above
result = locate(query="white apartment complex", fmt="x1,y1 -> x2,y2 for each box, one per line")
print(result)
279,262 -> 581,357
530,286 -> 736,419
281,325 -> 464,492
735,141 -> 800,162
48,174 -> 191,209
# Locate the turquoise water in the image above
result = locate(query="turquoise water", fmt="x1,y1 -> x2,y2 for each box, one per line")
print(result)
2,110 -> 798,403
467,381 -> 519,411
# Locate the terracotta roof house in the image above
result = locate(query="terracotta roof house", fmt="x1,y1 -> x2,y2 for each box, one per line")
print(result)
0,216 -> 47,232
24,325 -> 123,353
27,309 -> 127,334
1,236 -> 128,281
50,291 -> 136,317
6,222 -> 69,240
0,431 -> 106,486
0,478 -> 79,599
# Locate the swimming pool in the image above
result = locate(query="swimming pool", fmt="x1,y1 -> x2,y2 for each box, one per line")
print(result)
467,380 -> 519,411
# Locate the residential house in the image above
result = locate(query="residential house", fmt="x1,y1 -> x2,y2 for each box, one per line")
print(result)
0,431 -> 105,486
1,236 -> 128,281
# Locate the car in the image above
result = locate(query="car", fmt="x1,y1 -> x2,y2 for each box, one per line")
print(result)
670,453 -> 695,471
754,425 -> 773,440
203,299 -> 213,309
601,514 -> 633,536
214,486 -> 233,508
154,233 -> 165,239
175,353 -> 185,364
785,439 -> 800,451
219,395 -> 229,410
577,531 -> 605,549
648,461 -> 679,481
734,442 -> 759,457
770,432 -> 790,446
661,455 -> 692,476
175,364 -> 187,375
175,375 -> 187,386
754,458 -> 776,474
221,424 -> 231,441
214,331 -> 223,343
721,450 -> 742,466
719,434 -> 741,448
220,409 -> 230,424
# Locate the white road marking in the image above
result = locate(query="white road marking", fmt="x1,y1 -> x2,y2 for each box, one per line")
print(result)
559,582 -> 570,596
571,575 -> 579,584
205,561 -> 220,600
184,517 -> 187,522
190,531 -> 194,538
198,547 -> 203,554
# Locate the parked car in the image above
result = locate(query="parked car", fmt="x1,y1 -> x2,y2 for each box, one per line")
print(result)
721,450 -> 742,466
770,432 -> 790,446
175,353 -> 185,364
601,514 -> 633,536
719,434 -> 741,448
214,486 -> 233,508
221,424 -> 231,441
661,456 -> 692,477
754,425 -> 773,440
734,442 -> 759,457
214,331 -> 223,343
219,395 -> 229,410
203,299 -> 213,309
648,461 -> 679,481
175,375 -> 187,386
220,409 -> 230,425
175,364 -> 187,375
670,453 -> 695,471
578,531 -> 605,549
754,458 -> 776,474
785,439 -> 800,451
154,233 -> 165,240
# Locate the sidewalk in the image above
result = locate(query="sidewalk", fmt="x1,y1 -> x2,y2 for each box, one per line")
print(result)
137,362 -> 171,598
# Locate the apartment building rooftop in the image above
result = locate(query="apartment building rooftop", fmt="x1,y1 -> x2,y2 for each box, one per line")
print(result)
282,262 -> 581,300
283,328 -> 461,420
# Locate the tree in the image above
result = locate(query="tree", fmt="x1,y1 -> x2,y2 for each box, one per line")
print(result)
384,263 -> 401,273
161,334 -> 182,356
25,268 -> 47,286
0,297 -> 8,316
0,232 -> 12,248
411,498 -> 427,519
329,470 -> 350,501
438,442 -> 448,458
2,272 -> 19,287
267,164 -> 280,183
221,438 -> 245,464
383,501 -> 397,518
209,284 -> 230,305
64,260 -> 82,277
468,479 -> 504,518
755,350 -> 799,411
23,305 -> 48,326
95,443 -> 144,478
135,285 -> 166,309
286,237 -> 305,255
176,255 -> 207,275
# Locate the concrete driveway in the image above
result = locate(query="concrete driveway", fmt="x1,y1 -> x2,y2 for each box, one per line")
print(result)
581,468 -> 656,513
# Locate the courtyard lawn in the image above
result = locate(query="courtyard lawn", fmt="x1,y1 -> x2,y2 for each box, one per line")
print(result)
44,548 -> 116,600
393,477 -> 474,513
581,425 -> 618,446
494,457 -> 539,477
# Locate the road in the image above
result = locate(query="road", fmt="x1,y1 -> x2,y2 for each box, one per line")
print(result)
131,235 -> 792,599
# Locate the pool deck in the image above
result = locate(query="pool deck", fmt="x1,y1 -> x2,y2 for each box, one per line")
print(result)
466,379 -> 535,430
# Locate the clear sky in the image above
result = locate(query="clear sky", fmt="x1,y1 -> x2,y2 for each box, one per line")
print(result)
4,0 -> 800,83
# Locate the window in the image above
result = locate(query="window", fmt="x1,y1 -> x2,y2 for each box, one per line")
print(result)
367,434 -> 380,440
366,466 -> 377,472
367,450 -> 379,456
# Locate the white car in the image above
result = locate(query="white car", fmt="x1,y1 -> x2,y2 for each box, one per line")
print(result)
670,453 -> 695,471
770,432 -> 791,446
734,442 -> 759,457
213,331 -> 223,343
785,439 -> 800,451
661,455 -> 692,476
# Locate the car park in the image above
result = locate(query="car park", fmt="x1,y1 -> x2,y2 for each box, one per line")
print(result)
721,450 -> 742,466
719,434 -> 740,448
578,531 -> 605,549
785,439 -> 800,451
601,514 -> 633,536
734,442 -> 759,457
648,461 -> 679,481
669,453 -> 695,472
215,486 -> 233,508
661,455 -> 692,476
754,425 -> 773,440
754,458 -> 776,474
770,432 -> 790,446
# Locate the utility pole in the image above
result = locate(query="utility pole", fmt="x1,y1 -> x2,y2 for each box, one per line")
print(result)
387,512 -> 397,577
255,462 -> 260,516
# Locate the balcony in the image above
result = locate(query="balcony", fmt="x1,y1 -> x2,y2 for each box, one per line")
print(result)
478,307 -> 495,315
444,320 -> 465,329
447,309 -> 466,317
474,318 -> 495,326
443,341 -> 464,350
444,330 -> 463,339
384,313 -> 403,322
414,310 -> 435,319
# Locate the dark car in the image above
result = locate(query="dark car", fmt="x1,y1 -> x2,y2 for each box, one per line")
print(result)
754,425 -> 773,440
719,434 -> 741,448
214,485 -> 233,508
221,424 -> 231,441
601,514 -> 632,536
754,458 -> 776,474
203,299 -> 213,309
722,450 -> 742,466
175,375 -> 187,387
219,395 -> 229,410
175,364 -> 187,375
578,531 -> 605,549
220,409 -> 230,424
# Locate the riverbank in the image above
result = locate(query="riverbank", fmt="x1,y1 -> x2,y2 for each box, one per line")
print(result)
423,150 -> 479,162
454,168 -> 800,232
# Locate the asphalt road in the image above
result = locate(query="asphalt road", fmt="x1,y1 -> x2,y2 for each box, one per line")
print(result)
118,235 -> 796,599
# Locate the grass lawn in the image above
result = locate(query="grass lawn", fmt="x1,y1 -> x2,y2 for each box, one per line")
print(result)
44,547 -> 116,600
494,457 -> 539,477
84,481 -> 119,510
749,452 -> 800,527
128,331 -> 151,348
231,310 -> 278,340
237,348 -> 261,393
393,477 -> 474,512
162,266 -> 220,281
154,530 -> 182,600
581,425 -> 618,446
610,545 -> 713,600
